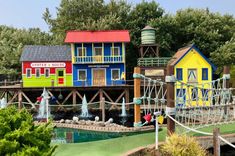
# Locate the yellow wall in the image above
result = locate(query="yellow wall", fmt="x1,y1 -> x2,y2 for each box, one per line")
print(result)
174,48 -> 212,106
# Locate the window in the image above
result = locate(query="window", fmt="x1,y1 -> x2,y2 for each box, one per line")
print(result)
191,88 -> 198,101
45,68 -> 50,78
26,68 -> 31,78
111,69 -> 120,80
201,89 -> 209,101
202,68 -> 208,80
176,68 -> 183,80
77,47 -> 86,56
78,70 -> 87,81
176,89 -> 186,106
188,69 -> 197,82
94,47 -> 102,56
35,68 -> 40,78
111,47 -> 120,56
58,71 -> 64,77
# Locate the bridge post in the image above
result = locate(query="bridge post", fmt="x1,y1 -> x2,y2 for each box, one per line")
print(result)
134,67 -> 141,127
223,66 -> 230,116
223,66 -> 230,88
166,65 -> 175,135
213,128 -> 220,156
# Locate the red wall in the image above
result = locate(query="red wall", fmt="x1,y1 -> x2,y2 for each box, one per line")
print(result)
22,61 -> 72,74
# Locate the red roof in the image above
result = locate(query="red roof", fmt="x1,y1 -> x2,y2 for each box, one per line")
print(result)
64,30 -> 130,43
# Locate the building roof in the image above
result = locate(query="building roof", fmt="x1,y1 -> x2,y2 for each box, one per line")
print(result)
20,45 -> 71,62
64,30 -> 130,43
168,44 -> 216,70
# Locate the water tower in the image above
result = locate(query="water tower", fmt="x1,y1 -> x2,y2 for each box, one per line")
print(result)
138,26 -> 171,80
139,26 -> 159,57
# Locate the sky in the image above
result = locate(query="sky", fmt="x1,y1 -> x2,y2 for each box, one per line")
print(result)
0,0 -> 235,32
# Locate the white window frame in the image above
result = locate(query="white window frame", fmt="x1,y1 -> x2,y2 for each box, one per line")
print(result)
77,47 -> 87,56
26,68 -> 31,78
94,47 -> 103,56
110,47 -> 120,56
78,69 -> 87,81
111,69 -> 120,80
45,68 -> 50,78
188,68 -> 197,83
35,68 -> 40,78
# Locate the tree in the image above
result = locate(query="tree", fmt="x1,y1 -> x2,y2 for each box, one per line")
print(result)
0,107 -> 56,155
149,8 -> 235,58
211,38 -> 235,67
0,26 -> 53,77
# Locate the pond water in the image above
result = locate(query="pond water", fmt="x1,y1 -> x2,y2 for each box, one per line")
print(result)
51,127 -> 151,144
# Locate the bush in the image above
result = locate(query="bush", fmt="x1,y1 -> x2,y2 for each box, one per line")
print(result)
161,134 -> 207,156
0,106 -> 56,156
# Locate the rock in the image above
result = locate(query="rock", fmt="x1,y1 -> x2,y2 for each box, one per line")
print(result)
85,120 -> 93,125
65,119 -> 71,124
79,120 -> 86,125
108,118 -> 113,123
95,116 -> 99,122
72,116 -> 79,122
59,119 -> 65,123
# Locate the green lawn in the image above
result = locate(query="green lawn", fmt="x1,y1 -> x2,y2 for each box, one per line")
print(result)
53,123 -> 235,156
53,128 -> 166,156
189,122 -> 235,136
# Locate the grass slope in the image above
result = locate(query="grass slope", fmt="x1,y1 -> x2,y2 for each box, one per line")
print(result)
53,128 -> 166,156
53,123 -> 235,156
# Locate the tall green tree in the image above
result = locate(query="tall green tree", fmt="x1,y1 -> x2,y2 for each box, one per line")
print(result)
0,26 -> 53,77
149,8 -> 235,58
211,38 -> 235,66
0,107 -> 56,155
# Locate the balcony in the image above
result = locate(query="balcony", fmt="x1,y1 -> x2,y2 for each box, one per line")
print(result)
73,56 -> 124,64
137,57 -> 172,67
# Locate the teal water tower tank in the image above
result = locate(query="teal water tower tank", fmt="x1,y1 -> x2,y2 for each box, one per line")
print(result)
141,26 -> 156,45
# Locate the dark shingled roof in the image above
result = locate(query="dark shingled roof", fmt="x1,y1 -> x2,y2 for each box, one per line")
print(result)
20,45 -> 71,62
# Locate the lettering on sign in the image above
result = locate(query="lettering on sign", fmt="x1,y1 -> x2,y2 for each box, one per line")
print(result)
145,69 -> 164,76
88,65 -> 110,68
31,62 -> 66,68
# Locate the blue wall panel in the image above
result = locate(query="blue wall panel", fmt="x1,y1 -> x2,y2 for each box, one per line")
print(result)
73,63 -> 125,86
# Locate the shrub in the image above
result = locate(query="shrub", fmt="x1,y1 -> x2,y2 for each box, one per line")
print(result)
0,106 -> 56,156
161,134 -> 207,156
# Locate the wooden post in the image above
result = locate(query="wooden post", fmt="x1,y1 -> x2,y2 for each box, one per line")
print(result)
101,97 -> 105,122
73,89 -> 77,111
223,66 -> 230,115
213,128 -> 220,156
166,65 -> 175,135
18,90 -> 22,110
99,89 -> 103,109
4,79 -> 7,86
223,66 -> 230,87
134,67 -> 141,126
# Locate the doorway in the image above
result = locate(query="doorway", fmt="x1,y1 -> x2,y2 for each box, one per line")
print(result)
93,69 -> 105,86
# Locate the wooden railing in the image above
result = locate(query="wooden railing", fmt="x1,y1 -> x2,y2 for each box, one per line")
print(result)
74,56 -> 124,64
137,57 -> 171,67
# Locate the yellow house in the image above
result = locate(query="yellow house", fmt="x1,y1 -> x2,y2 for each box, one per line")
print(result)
169,44 -> 216,106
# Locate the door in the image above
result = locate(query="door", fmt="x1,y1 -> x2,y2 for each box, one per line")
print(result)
93,69 -> 105,86
94,47 -> 103,63
57,69 -> 65,86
